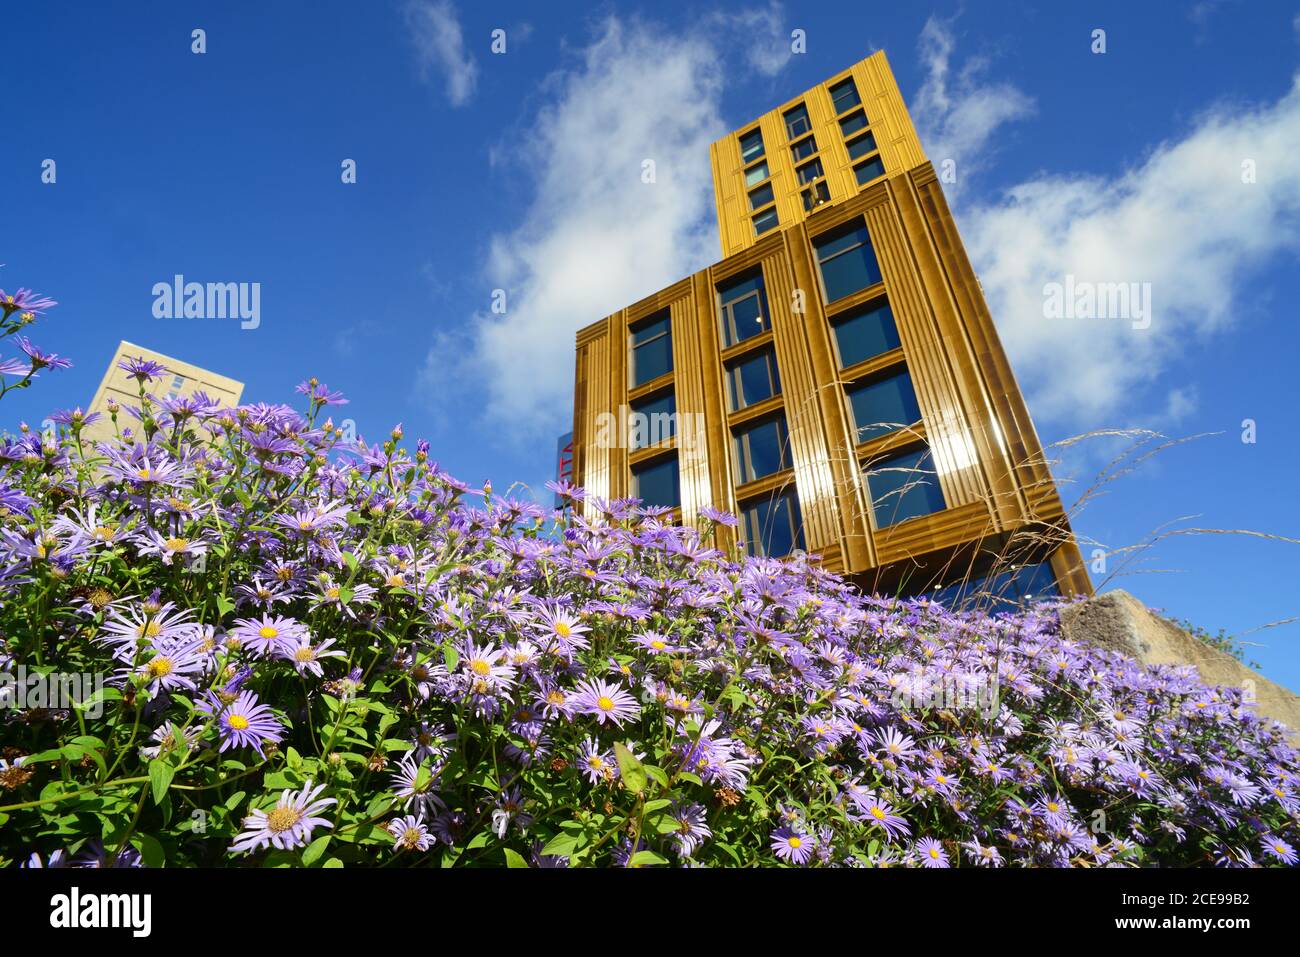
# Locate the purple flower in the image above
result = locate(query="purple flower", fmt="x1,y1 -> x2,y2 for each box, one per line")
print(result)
200,689 -> 284,756
771,826 -> 814,865
388,814 -> 434,853
14,336 -> 71,371
229,780 -> 336,854
117,356 -> 168,382
570,677 -> 641,728
0,287 -> 57,316
915,837 -> 950,868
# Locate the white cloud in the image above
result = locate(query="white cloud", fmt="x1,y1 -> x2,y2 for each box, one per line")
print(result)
911,15 -> 1034,190
421,14 -> 771,437
403,0 -> 479,107
916,19 -> 1300,428
707,1 -> 794,78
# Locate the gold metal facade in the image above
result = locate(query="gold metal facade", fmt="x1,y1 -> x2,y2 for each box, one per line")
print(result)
573,52 -> 1090,598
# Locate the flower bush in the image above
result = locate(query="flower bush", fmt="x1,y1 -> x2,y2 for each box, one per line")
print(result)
0,287 -> 1297,868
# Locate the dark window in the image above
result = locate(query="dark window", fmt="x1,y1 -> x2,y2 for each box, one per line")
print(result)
740,128 -> 765,164
741,491 -> 804,558
831,299 -> 901,367
797,158 -> 824,184
866,446 -> 945,528
839,110 -> 869,137
784,103 -> 811,139
744,160 -> 769,187
790,135 -> 817,162
814,223 -> 883,302
748,182 -> 775,210
847,369 -> 921,443
802,180 -> 830,211
829,77 -> 861,115
718,271 -> 771,347
927,562 -> 1059,613
632,455 -> 680,509
846,131 -> 878,161
854,156 -> 886,185
734,414 -> 791,484
752,206 -> 779,236
629,391 -> 676,450
629,312 -> 672,387
726,347 -> 781,411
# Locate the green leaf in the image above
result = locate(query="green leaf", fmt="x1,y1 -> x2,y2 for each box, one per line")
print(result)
323,857 -> 344,868
302,835 -> 331,866
614,743 -> 647,795
644,765 -> 670,788
629,850 -> 668,867
133,833 -> 165,868
148,759 -> 175,805
503,848 -> 529,868
540,831 -> 581,858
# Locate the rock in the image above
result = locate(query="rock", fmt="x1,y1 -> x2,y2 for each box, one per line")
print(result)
1058,589 -> 1300,741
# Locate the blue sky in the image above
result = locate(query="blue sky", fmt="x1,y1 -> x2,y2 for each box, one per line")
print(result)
4,1 -> 1300,687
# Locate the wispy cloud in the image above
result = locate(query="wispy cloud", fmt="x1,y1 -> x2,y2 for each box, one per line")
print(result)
403,0 -> 479,107
918,18 -> 1300,428
911,15 -> 1034,191
708,1 -> 794,78
420,8 -> 793,439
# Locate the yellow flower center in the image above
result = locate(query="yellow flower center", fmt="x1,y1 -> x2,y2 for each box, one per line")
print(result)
93,524 -> 117,540
228,714 -> 250,730
470,660 -> 491,677
258,626 -> 278,640
147,658 -> 173,677
165,538 -> 188,551
294,647 -> 315,663
787,836 -> 802,849
266,806 -> 303,833
870,807 -> 886,820
555,621 -> 571,638
650,640 -> 666,650
596,695 -> 615,712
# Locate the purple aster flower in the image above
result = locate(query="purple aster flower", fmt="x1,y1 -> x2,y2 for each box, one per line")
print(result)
771,825 -> 814,865
570,677 -> 641,727
915,837 -> 950,868
118,356 -> 168,382
229,780 -> 336,854
491,785 -> 532,838
275,634 -> 346,678
14,336 -> 71,370
200,689 -> 284,756
1261,835 -> 1298,865
388,814 -> 434,853
0,287 -> 57,316
296,379 -> 349,406
669,802 -> 712,857
229,613 -> 309,657
390,752 -> 445,816
576,737 -> 615,785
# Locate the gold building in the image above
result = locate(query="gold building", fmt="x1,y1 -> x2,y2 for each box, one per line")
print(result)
81,340 -> 244,446
572,51 -> 1091,603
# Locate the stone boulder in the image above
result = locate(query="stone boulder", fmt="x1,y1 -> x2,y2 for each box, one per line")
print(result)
1058,589 -> 1300,741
